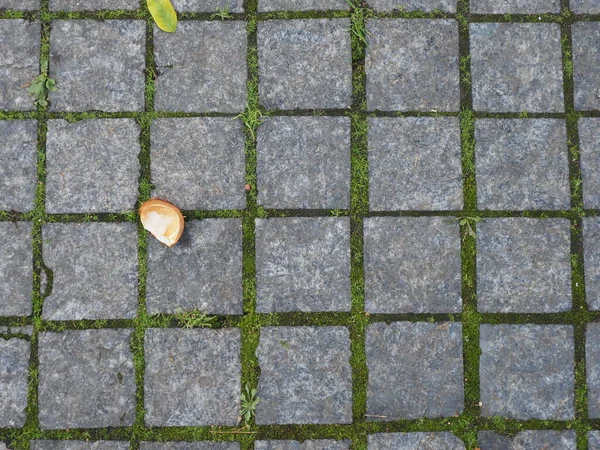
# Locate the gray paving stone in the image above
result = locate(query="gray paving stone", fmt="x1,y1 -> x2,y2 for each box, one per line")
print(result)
475,119 -> 570,210
478,431 -> 576,450
571,0 -> 600,12
150,117 -> 246,210
590,431 -> 600,450
255,218 -> 351,313
142,444 -> 241,450
0,121 -> 37,212
573,22 -> 600,111
0,338 -> 30,428
581,119 -> 600,208
368,433 -> 465,450
31,442 -> 130,450
256,326 -> 352,424
171,0 -> 243,12
42,223 -> 138,320
256,442 -> 350,450
49,20 -> 145,112
0,0 -> 39,9
0,325 -> 32,336
368,117 -> 463,211
0,222 -> 32,317
479,324 -> 575,420
45,119 -> 140,213
584,218 -> 600,310
154,21 -> 246,113
258,0 -> 347,10
144,328 -> 241,426
587,323 -> 600,417
477,218 -> 571,313
258,19 -> 352,110
470,23 -> 564,112
366,322 -> 464,420
49,0 -> 139,9
38,329 -> 136,430
471,0 -> 560,13
366,19 -> 459,112
257,116 -> 351,209
146,219 -> 243,315
0,20 -> 40,111
364,217 -> 462,314
368,0 -> 455,11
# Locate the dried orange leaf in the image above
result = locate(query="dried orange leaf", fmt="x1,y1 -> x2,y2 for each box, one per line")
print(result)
140,199 -> 184,247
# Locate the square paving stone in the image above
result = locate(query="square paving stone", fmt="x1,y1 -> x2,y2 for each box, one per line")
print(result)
257,116 -> 351,209
364,217 -> 462,314
0,338 -> 30,428
0,20 -> 40,111
571,0 -> 600,12
45,119 -> 140,213
478,431 -> 576,450
38,329 -> 136,430
471,0 -> 560,13
584,218 -> 600,310
479,324 -> 575,420
0,222 -> 32,317
368,0 -> 455,11
171,0 -> 243,12
49,0 -> 139,9
0,121 -> 37,212
154,21 -> 246,113
256,326 -> 352,424
368,117 -> 463,211
470,23 -> 564,112
256,442 -> 350,450
31,442 -> 130,450
255,218 -> 351,313
151,118 -> 246,210
475,119 -> 570,210
587,323 -> 600,417
573,22 -> 600,111
366,322 -> 464,420
146,219 -> 243,315
368,433 -> 465,450
590,432 -> 600,450
366,19 -> 459,112
141,444 -> 240,450
258,0 -> 347,10
42,223 -> 138,320
49,20 -> 145,112
581,119 -> 600,208
477,218 -> 571,313
0,0 -> 39,9
144,328 -> 241,426
258,19 -> 352,110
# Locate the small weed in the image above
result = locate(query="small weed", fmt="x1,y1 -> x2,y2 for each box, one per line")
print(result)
211,2 -> 233,20
459,55 -> 471,86
174,309 -> 216,328
346,0 -> 374,47
240,385 -> 260,425
457,216 -> 481,240
236,106 -> 264,141
330,209 -> 344,217
27,58 -> 57,107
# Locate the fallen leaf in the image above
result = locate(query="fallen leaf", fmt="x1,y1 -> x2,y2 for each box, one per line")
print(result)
140,198 -> 184,247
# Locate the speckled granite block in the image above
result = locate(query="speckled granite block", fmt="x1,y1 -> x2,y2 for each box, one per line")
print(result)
368,433 -> 465,450
31,442 -> 130,450
584,218 -> 600,310
0,222 -> 32,317
587,323 -> 600,418
368,0 -> 456,11
471,0 -> 560,13
478,431 -> 576,450
170,0 -> 244,12
49,0 -> 139,10
141,444 -> 240,450
255,441 -> 351,450
590,431 -> 600,450
573,22 -> 600,111
580,119 -> 600,208
571,0 -> 600,12
259,0 -> 347,10
0,338 -> 30,428
0,0 -> 39,9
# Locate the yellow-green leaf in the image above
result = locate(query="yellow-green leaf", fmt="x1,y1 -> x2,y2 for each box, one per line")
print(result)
147,0 -> 177,33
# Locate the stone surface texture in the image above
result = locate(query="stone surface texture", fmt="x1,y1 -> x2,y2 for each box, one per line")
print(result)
0,338 -> 30,428
38,329 -> 136,430
31,442 -> 130,450
257,116 -> 351,209
368,117 -> 463,210
573,22 -> 600,111
476,218 -> 572,313
255,441 -> 350,450
364,217 -> 462,313
255,218 -> 351,313
0,121 -> 38,212
479,324 -> 574,420
368,0 -> 456,11
475,119 -> 569,210
584,218 -> 600,310
478,431 -> 576,450
154,21 -> 247,113
42,223 -> 138,320
170,0 -> 244,12
471,0 -> 560,12
590,432 -> 600,450
147,219 -> 243,315
259,0 -> 347,10
144,328 -> 241,426
470,23 -> 564,112
0,0 -> 39,9
580,119 -> 600,209
571,0 -> 600,12
366,322 -> 464,420
141,444 -> 241,450
366,19 -> 459,112
0,20 -> 40,111
49,0 -> 138,9
49,20 -> 145,111
256,326 -> 352,424
258,19 -> 352,110
45,119 -> 140,213
0,222 -> 32,317
150,117 -> 246,210
587,323 -> 600,418
368,433 -> 465,450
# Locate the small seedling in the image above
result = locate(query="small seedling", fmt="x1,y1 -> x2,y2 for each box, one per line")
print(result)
240,385 -> 260,425
457,216 -> 481,240
346,0 -> 374,46
211,3 -> 233,20
27,59 -> 57,107
174,309 -> 216,328
236,107 -> 264,141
